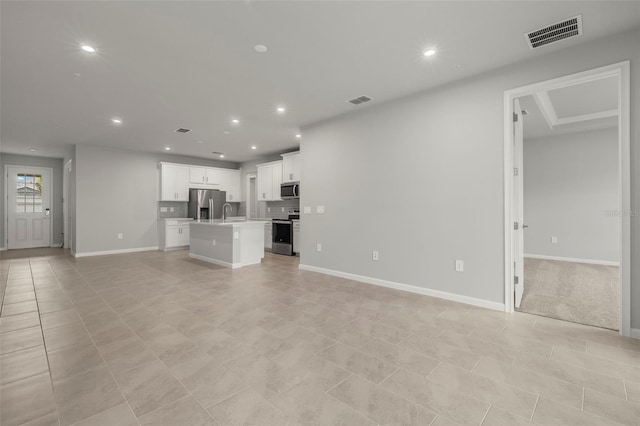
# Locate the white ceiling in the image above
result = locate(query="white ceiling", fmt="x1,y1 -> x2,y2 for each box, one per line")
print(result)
520,75 -> 619,139
1,1 -> 639,161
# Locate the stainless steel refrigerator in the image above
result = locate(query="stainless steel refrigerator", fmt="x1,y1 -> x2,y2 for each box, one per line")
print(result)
188,189 -> 227,220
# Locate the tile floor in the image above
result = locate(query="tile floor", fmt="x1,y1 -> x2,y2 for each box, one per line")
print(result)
0,248 -> 638,426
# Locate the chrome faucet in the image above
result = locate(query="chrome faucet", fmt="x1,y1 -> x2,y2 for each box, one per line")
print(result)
222,203 -> 232,223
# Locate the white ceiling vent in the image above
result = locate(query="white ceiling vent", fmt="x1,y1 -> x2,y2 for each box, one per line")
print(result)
175,128 -> 191,133
348,95 -> 372,105
525,15 -> 582,49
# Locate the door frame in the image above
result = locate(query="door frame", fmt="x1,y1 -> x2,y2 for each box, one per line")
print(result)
4,164 -> 55,249
503,61 -> 631,336
245,172 -> 256,219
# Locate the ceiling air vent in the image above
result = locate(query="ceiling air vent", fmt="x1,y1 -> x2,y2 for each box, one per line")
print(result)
525,15 -> 582,49
348,95 -> 372,105
175,128 -> 191,133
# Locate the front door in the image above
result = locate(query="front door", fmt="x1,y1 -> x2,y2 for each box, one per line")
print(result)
6,166 -> 52,249
513,99 -> 525,308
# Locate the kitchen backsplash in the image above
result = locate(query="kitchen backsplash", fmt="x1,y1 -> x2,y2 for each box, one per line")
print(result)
157,201 -> 240,218
265,199 -> 300,219
158,202 -> 188,218
236,199 -> 299,219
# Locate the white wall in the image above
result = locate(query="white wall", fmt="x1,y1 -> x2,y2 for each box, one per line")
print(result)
0,153 -> 64,248
524,127 -> 619,263
74,144 -> 238,254
300,28 -> 639,327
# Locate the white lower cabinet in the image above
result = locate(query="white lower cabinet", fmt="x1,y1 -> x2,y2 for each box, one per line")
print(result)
264,222 -> 272,250
159,220 -> 191,250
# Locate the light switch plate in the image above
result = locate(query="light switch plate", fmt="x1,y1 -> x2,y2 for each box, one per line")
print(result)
551,236 -> 558,244
317,205 -> 325,214
303,206 -> 311,214
234,231 -> 239,240
455,260 -> 464,272
160,207 -> 168,213
316,243 -> 322,252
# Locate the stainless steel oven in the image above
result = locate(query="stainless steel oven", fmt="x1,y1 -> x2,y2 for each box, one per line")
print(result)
272,219 -> 293,255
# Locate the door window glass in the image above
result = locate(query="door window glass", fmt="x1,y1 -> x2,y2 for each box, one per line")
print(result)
16,173 -> 43,213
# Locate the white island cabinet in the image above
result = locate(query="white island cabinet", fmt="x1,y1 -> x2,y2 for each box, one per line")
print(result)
189,220 -> 268,268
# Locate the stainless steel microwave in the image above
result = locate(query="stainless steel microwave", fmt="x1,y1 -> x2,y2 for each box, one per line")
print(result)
280,182 -> 299,199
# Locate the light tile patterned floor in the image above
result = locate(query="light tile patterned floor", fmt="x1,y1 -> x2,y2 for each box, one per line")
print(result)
0,248 -> 638,426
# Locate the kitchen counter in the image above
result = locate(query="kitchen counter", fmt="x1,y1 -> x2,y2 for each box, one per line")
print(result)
189,220 -> 267,268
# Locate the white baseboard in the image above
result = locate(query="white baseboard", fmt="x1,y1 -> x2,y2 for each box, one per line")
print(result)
298,264 -> 505,312
188,253 -> 261,269
73,246 -> 159,258
524,254 -> 619,267
631,328 -> 640,340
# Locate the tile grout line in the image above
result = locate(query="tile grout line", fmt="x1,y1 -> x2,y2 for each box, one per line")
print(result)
28,258 -> 63,426
529,395 -> 540,421
478,404 -> 492,425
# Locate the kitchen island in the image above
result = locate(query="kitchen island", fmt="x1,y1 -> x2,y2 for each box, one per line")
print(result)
189,220 -> 268,268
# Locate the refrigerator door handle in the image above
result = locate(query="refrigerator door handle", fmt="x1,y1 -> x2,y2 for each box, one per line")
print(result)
209,198 -> 214,219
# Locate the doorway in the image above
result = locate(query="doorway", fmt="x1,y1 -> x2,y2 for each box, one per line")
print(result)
5,165 -> 53,249
504,61 -> 631,336
246,173 -> 257,219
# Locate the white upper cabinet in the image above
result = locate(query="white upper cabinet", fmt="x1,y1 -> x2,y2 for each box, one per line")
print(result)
256,160 -> 283,201
161,163 -> 241,202
189,167 -> 222,188
227,170 -> 241,202
160,163 -> 189,201
271,162 -> 283,201
281,151 -> 300,183
257,162 -> 274,201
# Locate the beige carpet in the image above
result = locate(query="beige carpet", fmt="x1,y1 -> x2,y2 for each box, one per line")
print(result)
518,258 -> 619,330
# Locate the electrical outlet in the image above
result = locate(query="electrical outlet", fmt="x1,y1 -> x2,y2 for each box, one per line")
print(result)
317,205 -> 325,214
303,206 -> 311,214
372,250 -> 379,261
233,231 -> 239,240
455,260 -> 464,272
117,233 -> 123,240
551,236 -> 558,244
170,207 -> 174,212
282,207 -> 285,212
212,239 -> 216,246
160,207 -> 168,213
316,243 -> 322,252
268,207 -> 271,213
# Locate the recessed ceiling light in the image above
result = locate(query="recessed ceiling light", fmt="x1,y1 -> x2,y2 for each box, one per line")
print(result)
164,147 -> 171,151
196,140 -> 203,144
254,44 -> 268,53
80,44 -> 96,53
276,106 -> 286,113
111,118 -> 122,124
231,119 -> 239,124
219,154 -> 225,158
295,134 -> 301,138
28,147 -> 38,152
223,131 -> 230,135
423,49 -> 437,57
453,64 -> 461,69
251,146 -> 257,150
73,73 -> 81,78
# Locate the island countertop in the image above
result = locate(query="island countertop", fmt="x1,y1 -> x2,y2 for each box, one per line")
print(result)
191,219 -> 269,227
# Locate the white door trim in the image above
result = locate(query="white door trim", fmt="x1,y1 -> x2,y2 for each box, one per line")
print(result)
4,164 -> 55,249
503,61 -> 631,337
245,172 -> 256,219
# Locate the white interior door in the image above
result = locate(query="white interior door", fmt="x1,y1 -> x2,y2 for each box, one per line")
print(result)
6,166 -> 52,249
513,99 -> 525,308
